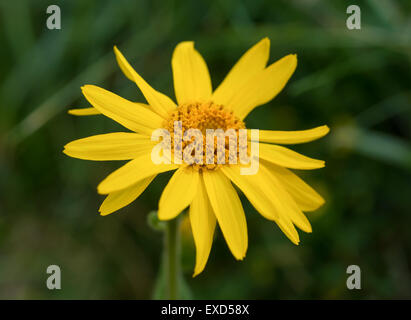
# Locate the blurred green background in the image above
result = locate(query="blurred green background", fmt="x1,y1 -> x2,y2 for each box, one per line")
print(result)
1,0 -> 411,299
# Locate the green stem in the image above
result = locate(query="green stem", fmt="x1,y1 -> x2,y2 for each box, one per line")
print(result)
165,217 -> 180,300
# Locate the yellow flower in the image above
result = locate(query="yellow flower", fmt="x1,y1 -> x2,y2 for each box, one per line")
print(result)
64,38 -> 329,276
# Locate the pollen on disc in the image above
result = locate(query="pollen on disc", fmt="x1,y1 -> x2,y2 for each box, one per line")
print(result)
163,102 -> 247,170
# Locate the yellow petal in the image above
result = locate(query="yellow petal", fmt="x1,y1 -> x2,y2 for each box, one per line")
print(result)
114,46 -> 176,118
259,143 -> 325,170
259,163 -> 312,233
63,132 -> 154,161
68,107 -> 101,116
239,166 -> 301,244
212,38 -> 270,107
68,102 -> 153,116
222,164 -> 311,235
189,174 -> 216,276
202,169 -> 247,260
81,85 -> 163,136
97,153 -> 178,194
262,160 -> 325,212
229,54 -> 297,120
222,161 -> 301,246
276,215 -> 300,245
99,176 -> 155,216
221,165 -> 279,220
249,125 -> 330,144
158,166 -> 199,220
172,41 -> 212,105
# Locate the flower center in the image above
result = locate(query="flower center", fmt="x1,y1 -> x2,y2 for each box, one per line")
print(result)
163,102 -> 246,170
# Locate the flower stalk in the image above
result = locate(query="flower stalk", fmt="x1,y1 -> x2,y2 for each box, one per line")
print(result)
165,217 -> 180,299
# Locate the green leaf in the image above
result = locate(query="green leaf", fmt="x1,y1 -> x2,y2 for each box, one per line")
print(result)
332,125 -> 411,170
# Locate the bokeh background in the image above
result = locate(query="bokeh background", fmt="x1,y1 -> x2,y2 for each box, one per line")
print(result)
1,0 -> 411,299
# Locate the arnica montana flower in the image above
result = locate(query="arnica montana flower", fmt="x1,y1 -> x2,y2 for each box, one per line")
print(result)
64,38 -> 329,276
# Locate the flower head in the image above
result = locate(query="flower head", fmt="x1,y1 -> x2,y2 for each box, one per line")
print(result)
64,38 -> 329,276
